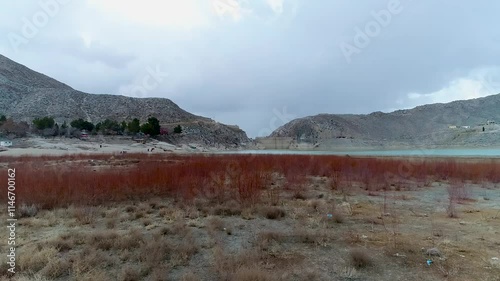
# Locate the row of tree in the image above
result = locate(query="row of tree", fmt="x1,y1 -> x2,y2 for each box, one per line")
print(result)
0,114 -> 184,138
31,116 -> 182,137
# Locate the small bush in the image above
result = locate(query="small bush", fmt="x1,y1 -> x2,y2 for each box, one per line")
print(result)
293,191 -> 307,200
87,230 -> 119,251
125,205 -> 136,213
18,204 -> 38,218
332,212 -> 344,223
114,228 -> 143,250
350,248 -> 372,269
72,206 -> 97,225
261,206 -> 285,220
119,264 -> 141,281
39,258 -> 71,279
212,201 -> 242,216
207,217 -> 225,232
106,218 -> 117,229
18,246 -> 59,272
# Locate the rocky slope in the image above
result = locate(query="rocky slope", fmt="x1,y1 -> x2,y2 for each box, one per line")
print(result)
271,95 -> 500,149
0,54 -> 249,146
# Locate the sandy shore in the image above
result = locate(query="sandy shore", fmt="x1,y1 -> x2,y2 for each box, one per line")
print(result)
0,137 -> 221,156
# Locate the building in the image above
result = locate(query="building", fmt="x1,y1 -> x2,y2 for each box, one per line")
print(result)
461,126 -> 470,129
448,125 -> 457,129
487,120 -> 496,125
0,140 -> 12,147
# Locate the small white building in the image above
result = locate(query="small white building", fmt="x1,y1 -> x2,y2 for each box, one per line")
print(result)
461,126 -> 470,129
0,140 -> 12,147
448,125 -> 457,129
487,120 -> 496,125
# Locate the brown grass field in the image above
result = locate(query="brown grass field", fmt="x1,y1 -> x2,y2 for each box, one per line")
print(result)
0,153 -> 499,280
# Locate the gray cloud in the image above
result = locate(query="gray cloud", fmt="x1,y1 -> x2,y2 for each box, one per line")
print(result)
1,0 -> 500,137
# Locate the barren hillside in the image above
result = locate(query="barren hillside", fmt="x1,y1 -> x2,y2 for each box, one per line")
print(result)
271,95 -> 500,148
0,54 -> 249,146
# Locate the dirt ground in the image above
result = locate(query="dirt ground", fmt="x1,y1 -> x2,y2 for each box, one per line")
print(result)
1,158 -> 500,281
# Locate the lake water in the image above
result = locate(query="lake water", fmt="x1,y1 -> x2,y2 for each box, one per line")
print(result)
220,148 -> 500,157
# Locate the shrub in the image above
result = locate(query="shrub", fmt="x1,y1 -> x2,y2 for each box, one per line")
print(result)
174,125 -> 182,134
119,265 -> 141,281
262,206 -> 285,220
332,212 -> 344,223
350,248 -> 372,269
39,258 -> 71,279
18,204 -> 38,218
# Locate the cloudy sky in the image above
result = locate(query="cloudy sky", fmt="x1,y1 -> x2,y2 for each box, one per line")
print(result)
1,0 -> 500,137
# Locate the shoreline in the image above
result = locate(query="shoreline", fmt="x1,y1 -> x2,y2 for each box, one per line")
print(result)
1,136 -> 500,158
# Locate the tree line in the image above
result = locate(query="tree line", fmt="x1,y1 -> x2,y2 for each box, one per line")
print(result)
0,114 -> 183,138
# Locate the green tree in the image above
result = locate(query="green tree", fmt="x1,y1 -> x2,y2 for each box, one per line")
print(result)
33,116 -> 55,130
98,119 -> 121,134
147,117 -> 161,136
121,121 -> 127,133
127,118 -> 141,134
70,119 -> 94,131
0,115 -> 6,124
138,117 -> 161,136
140,123 -> 154,135
174,125 -> 182,134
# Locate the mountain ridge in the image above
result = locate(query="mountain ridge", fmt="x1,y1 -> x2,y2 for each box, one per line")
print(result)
0,54 -> 249,147
270,93 -> 500,148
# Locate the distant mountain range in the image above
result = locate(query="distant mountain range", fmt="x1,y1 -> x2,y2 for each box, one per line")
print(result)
0,54 -> 249,147
270,94 -> 500,149
2,53 -> 500,150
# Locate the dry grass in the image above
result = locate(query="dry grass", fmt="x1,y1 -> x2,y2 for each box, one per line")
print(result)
3,154 -> 500,280
149,265 -> 170,281
261,206 -> 286,220
114,228 -> 143,250
18,246 -> 59,272
207,216 -> 225,232
350,248 -> 373,269
119,264 -> 141,281
72,206 -> 98,225
39,258 -> 71,279
86,230 -> 119,251
231,267 -> 277,281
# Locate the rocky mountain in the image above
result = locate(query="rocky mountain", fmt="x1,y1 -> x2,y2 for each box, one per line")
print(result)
0,54 -> 249,146
271,95 -> 500,149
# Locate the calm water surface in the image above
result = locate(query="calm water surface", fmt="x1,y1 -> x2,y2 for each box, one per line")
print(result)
220,148 -> 500,157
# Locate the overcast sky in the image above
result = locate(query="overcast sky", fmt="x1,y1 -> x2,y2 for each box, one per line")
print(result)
1,0 -> 500,137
